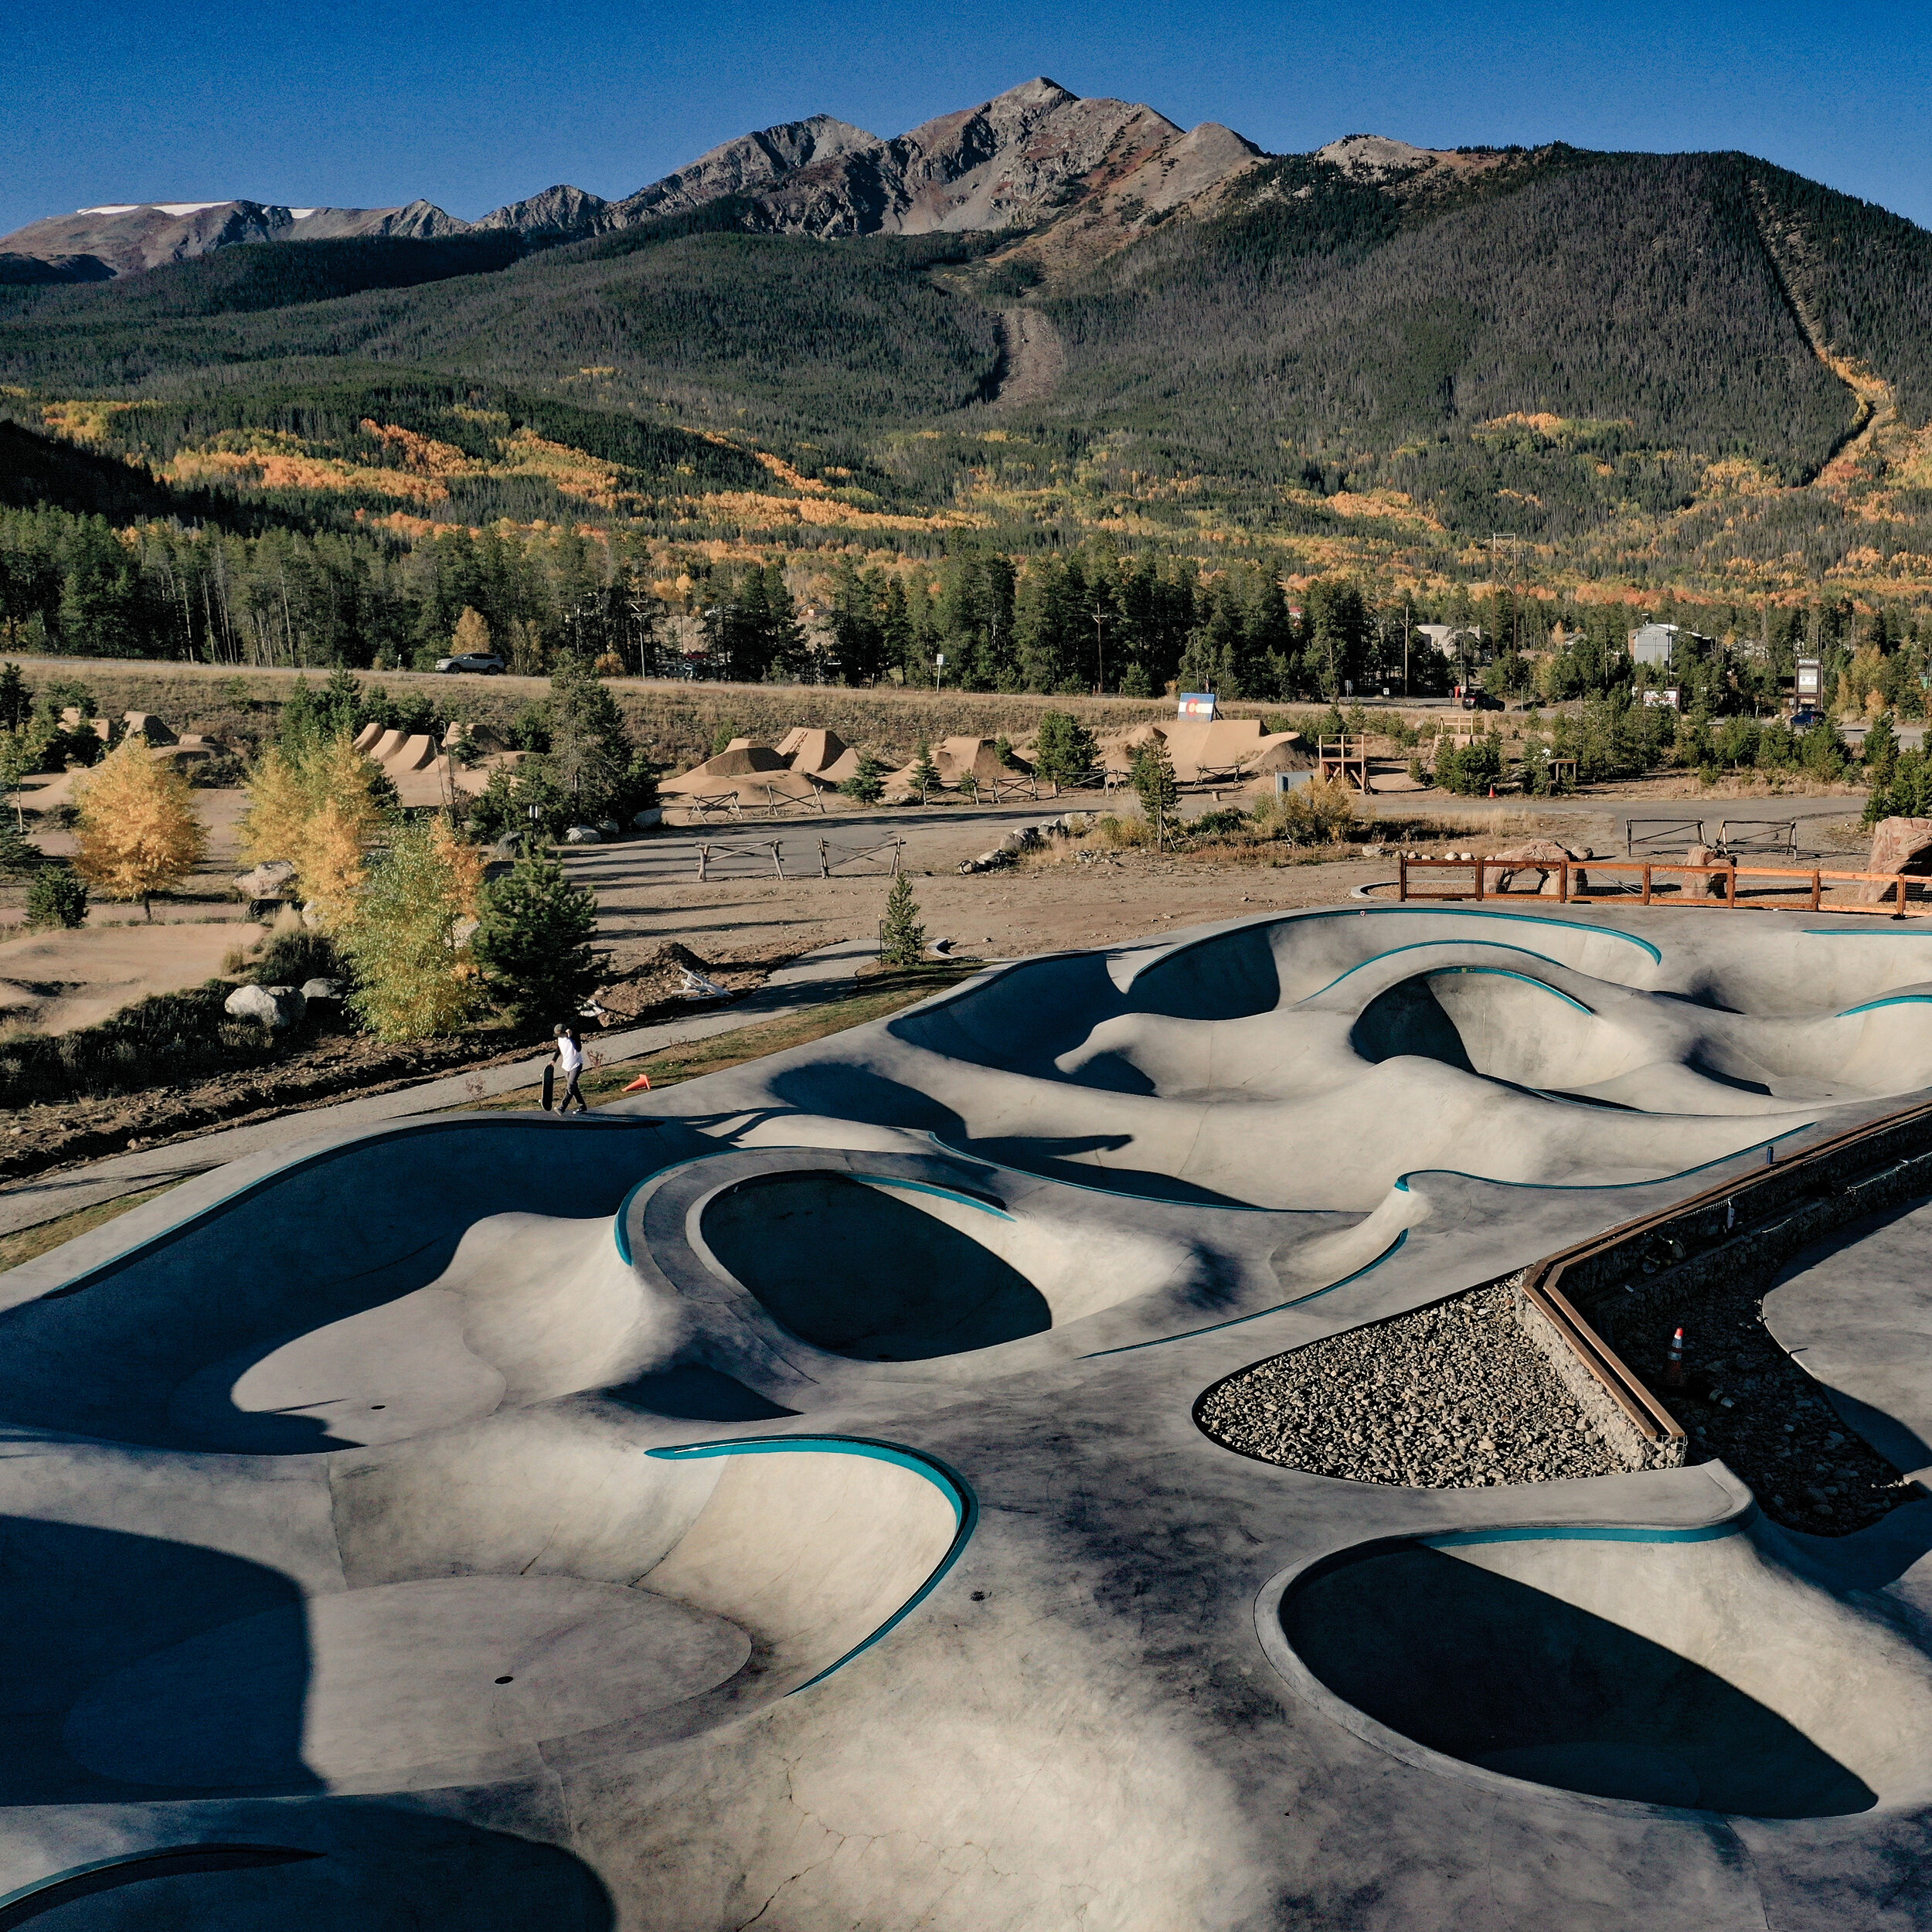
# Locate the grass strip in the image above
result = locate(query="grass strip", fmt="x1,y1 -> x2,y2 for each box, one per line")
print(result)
0,1182 -> 187,1276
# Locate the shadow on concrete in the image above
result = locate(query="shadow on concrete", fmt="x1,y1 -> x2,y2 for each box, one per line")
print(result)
1283,1543 -> 1878,1818
605,1365 -> 799,1421
0,1514 -> 318,1804
0,1802 -> 614,1929
702,1173 -> 1050,1360
0,1121 -> 668,1453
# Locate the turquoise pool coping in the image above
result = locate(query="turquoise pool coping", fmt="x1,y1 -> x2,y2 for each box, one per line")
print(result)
646,1434 -> 978,1691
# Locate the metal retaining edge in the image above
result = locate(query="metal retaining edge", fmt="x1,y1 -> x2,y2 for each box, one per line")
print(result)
1519,1094 -> 1932,1450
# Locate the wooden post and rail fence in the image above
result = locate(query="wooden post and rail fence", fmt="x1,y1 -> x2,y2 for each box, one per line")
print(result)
1397,853 -> 1924,918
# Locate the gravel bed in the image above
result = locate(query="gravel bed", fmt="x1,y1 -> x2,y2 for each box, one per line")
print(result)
1196,1281 -> 1628,1488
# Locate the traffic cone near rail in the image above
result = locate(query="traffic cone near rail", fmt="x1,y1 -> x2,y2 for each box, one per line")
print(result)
1665,1325 -> 1685,1389
622,1072 -> 652,1093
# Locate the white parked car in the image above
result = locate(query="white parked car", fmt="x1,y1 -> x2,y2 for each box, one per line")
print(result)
435,653 -> 507,675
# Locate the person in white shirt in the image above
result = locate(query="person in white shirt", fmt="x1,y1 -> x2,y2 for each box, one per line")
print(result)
552,1023 -> 588,1113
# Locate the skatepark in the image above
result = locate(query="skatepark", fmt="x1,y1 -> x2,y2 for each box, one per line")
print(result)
6,903 -> 1932,1927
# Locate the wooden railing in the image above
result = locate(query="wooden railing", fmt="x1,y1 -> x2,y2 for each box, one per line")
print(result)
1397,853 -> 1922,917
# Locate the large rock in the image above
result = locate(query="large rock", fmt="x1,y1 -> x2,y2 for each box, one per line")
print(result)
298,978 -> 343,1003
225,982 -> 306,1029
1862,817 -> 1932,903
232,859 -> 297,900
563,824 -> 603,845
1686,844 -> 1734,898
1488,840 -> 1587,896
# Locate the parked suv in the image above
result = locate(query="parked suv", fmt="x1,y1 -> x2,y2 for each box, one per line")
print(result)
436,653 -> 506,675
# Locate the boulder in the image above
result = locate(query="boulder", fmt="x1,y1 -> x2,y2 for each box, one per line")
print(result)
226,982 -> 306,1029
1488,840 -> 1584,895
563,824 -> 603,845
299,978 -> 343,1003
597,818 -> 621,838
1686,844 -> 1734,898
1862,816 -> 1932,903
632,808 -> 664,829
233,859 -> 297,901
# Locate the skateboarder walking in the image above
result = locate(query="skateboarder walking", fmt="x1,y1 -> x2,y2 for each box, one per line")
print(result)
549,1022 -> 588,1114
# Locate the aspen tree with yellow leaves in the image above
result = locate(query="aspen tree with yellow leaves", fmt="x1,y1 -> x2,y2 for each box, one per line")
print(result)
72,736 -> 207,920
240,733 -> 388,927
341,817 -> 486,1039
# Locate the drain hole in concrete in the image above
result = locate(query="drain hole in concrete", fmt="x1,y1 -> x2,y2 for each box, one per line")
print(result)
495,1675 -> 514,1685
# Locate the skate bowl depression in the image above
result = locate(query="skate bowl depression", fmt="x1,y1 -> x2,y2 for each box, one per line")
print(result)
1270,1516 -> 1932,1818
9,904 -> 1932,1928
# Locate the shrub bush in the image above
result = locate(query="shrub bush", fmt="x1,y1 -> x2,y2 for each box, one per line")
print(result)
25,865 -> 87,929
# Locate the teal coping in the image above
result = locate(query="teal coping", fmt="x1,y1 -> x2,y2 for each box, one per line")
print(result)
1837,994 -> 1932,1016
1080,1232 -> 1408,1358
1388,1121 -> 1809,1194
1422,1516 -> 1747,1549
1255,903 -> 1662,963
1301,938 -> 1613,1002
646,1435 -> 977,1690
851,1175 -> 1014,1219
615,1155 -> 1016,1264
1425,965 -> 1595,1014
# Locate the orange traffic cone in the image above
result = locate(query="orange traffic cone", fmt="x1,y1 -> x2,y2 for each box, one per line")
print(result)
622,1072 -> 651,1093
1665,1325 -> 1685,1388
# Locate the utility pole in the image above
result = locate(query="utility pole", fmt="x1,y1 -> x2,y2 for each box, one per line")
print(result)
1094,611 -> 1107,695
1403,599 -> 1410,696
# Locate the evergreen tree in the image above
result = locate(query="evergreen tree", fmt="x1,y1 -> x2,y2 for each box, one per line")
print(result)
840,751 -> 886,804
1865,710 -> 1899,787
879,872 -> 925,968
907,740 -> 941,800
473,856 -> 600,1029
1032,711 -> 1097,794
26,864 -> 87,929
1131,736 -> 1181,849
543,653 -> 633,821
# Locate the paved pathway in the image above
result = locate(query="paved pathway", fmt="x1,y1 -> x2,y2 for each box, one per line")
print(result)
0,937 -> 874,1239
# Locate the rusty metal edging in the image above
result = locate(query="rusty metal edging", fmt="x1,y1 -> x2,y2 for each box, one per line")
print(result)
1517,1096 -> 1932,1447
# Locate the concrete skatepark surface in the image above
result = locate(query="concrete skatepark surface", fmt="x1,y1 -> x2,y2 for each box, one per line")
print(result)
7,906 -> 1932,1926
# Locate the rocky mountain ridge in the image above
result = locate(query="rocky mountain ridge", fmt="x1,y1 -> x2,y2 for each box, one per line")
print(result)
0,78 -> 1272,277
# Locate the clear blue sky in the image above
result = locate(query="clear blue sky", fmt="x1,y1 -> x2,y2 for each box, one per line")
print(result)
7,0 -> 1930,236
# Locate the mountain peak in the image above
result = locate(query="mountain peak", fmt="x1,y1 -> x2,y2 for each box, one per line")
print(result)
1317,134 -> 1444,180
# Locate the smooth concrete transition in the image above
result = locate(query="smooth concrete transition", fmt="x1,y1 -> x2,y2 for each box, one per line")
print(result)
6,905 -> 1932,1927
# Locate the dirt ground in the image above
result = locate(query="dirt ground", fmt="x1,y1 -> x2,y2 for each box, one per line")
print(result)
0,920 -> 266,1035
1,786 -> 253,933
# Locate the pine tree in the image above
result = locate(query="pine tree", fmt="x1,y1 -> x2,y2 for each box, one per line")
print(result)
1131,738 -> 1180,849
840,751 -> 886,804
72,737 -> 207,920
25,864 -> 86,930
473,856 -> 600,1029
1033,712 -> 1097,794
341,819 -> 485,1040
908,740 -> 941,801
879,872 -> 925,968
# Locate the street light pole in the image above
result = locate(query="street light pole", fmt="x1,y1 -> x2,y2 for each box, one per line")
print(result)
1094,611 -> 1107,696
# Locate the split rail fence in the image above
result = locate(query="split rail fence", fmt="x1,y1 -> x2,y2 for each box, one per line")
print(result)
1398,854 -> 1924,918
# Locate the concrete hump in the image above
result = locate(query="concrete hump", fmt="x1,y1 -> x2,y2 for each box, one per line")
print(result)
368,727 -> 406,764
352,722 -> 383,753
